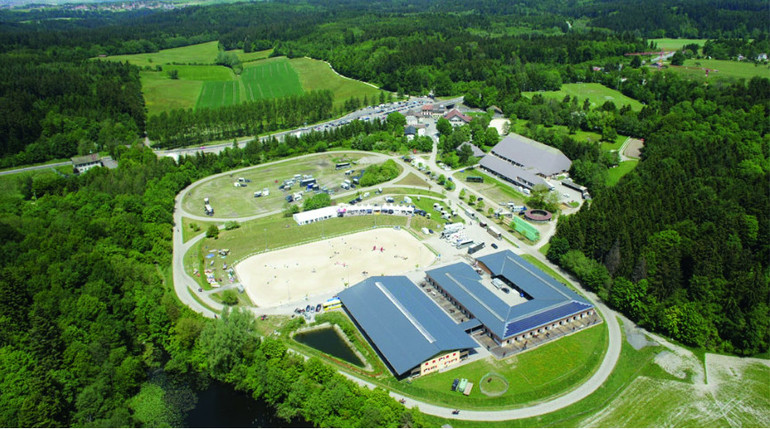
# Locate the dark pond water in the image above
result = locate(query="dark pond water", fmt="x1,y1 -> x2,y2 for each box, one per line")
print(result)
294,326 -> 364,366
185,380 -> 307,428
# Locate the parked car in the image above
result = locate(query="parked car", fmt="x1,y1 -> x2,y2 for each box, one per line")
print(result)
491,243 -> 499,249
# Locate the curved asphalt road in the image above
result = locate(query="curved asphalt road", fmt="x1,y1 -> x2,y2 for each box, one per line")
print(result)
172,146 -> 623,421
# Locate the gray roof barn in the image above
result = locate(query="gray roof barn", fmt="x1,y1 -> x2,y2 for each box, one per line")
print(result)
426,250 -> 593,340
338,276 -> 477,376
490,134 -> 571,176
457,142 -> 486,158
479,155 -> 548,189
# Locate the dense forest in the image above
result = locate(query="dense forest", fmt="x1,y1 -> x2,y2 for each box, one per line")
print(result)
0,0 -> 768,426
548,75 -> 770,354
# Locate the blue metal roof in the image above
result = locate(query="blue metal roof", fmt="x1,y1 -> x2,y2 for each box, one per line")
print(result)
337,276 -> 478,376
426,250 -> 593,340
458,318 -> 483,332
503,301 -> 593,337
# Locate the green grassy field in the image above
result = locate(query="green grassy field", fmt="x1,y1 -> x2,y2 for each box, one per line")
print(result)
649,38 -> 707,51
290,57 -> 381,109
393,172 -> 430,188
606,160 -> 638,186
101,41 -> 221,67
668,58 -> 770,81
182,153 -> 367,218
165,64 -> 235,81
140,71 -> 204,115
233,48 -> 273,63
508,118 -> 627,154
197,57 -> 306,111
453,168 -> 527,205
101,42 -> 385,116
396,323 -> 607,409
523,83 -> 644,111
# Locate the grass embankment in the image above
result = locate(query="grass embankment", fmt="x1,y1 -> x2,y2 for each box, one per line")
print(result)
523,83 -> 643,111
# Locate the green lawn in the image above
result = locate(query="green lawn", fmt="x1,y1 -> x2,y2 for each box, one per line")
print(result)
669,58 -> 770,81
182,152 -> 368,218
398,323 -> 607,409
453,168 -> 527,205
290,57 -> 382,109
606,160 -> 639,186
234,48 -> 273,63
649,38 -> 707,52
523,83 -> 644,111
181,217 -> 216,243
101,41 -> 221,67
164,64 -> 235,81
139,71 -> 204,116
393,172 -> 430,188
101,43 -> 384,115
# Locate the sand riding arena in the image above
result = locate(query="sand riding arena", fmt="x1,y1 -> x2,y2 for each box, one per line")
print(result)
235,228 -> 435,308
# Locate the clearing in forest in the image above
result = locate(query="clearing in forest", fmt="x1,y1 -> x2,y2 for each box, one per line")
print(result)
523,83 -> 644,111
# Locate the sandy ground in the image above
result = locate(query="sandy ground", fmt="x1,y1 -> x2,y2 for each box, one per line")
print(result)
623,138 -> 644,158
235,228 -> 435,308
489,118 -> 510,135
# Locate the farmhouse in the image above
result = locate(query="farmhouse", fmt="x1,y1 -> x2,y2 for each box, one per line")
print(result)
443,108 -> 472,126
479,133 -> 571,190
338,276 -> 477,378
425,250 -> 596,347
71,154 -> 119,174
456,142 -> 485,158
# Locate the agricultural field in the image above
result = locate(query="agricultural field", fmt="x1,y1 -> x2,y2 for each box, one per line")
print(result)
182,152 -> 383,218
101,41 -> 222,67
290,57 -> 381,109
99,42 -> 385,115
523,83 -> 644,111
196,58 -> 303,109
649,38 -> 707,52
668,58 -> 770,81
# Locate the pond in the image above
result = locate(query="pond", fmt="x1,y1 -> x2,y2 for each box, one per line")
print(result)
294,326 -> 364,367
185,380 -> 307,428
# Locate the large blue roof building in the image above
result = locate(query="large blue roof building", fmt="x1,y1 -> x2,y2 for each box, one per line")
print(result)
337,250 -> 598,378
425,250 -> 596,346
338,276 -> 478,378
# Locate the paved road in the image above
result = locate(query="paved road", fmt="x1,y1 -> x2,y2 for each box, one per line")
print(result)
0,161 -> 70,176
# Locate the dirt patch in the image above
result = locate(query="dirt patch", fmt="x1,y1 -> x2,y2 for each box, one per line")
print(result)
235,228 -> 435,308
623,322 -> 657,350
623,138 -> 644,159
489,118 -> 510,135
